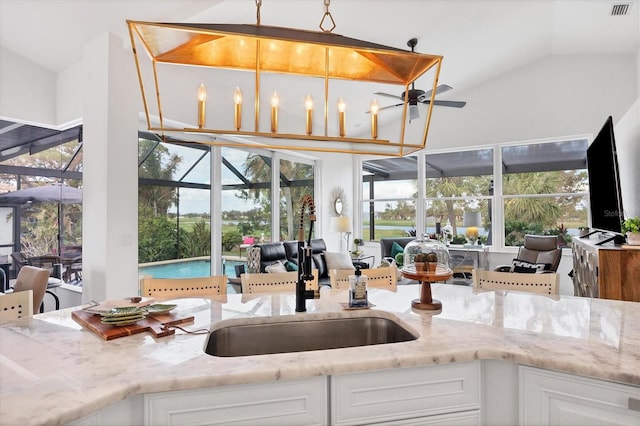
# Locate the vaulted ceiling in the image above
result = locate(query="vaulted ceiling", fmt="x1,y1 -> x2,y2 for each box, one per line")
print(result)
0,0 -> 638,158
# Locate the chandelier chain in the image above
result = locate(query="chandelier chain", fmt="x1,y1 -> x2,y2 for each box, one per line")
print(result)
256,0 -> 262,25
319,0 -> 336,33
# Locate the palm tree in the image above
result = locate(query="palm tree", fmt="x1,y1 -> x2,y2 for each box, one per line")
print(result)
425,176 -> 488,235
138,139 -> 181,216
240,155 -> 313,240
503,172 -> 562,226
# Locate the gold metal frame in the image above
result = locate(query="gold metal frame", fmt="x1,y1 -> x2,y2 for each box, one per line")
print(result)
127,20 -> 443,156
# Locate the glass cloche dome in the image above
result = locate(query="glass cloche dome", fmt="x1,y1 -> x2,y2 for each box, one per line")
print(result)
403,235 -> 450,269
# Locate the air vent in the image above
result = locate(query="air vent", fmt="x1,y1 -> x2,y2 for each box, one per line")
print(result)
610,3 -> 630,16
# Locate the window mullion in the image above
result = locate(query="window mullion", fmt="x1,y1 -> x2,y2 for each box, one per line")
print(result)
493,147 -> 504,249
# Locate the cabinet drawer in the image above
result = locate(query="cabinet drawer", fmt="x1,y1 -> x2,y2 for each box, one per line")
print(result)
331,361 -> 481,425
144,376 -> 327,426
520,366 -> 640,426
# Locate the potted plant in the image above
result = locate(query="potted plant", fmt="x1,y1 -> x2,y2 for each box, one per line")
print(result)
426,251 -> 438,273
578,226 -> 590,238
351,238 -> 363,256
622,216 -> 640,245
413,252 -> 428,272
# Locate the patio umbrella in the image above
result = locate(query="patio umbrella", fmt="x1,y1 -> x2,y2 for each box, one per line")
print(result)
0,183 -> 83,255
0,183 -> 82,205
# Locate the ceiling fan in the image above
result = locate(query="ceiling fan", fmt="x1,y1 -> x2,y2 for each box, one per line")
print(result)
373,38 -> 466,120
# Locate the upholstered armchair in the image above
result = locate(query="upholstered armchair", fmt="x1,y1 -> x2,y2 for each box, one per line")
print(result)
495,235 -> 562,273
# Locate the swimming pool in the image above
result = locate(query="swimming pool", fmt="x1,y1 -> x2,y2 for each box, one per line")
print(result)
139,259 -> 245,279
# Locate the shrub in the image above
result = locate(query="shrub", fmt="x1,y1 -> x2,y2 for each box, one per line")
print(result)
139,214 -> 177,263
222,230 -> 243,251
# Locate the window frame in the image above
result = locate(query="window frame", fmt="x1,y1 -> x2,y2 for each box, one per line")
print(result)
358,135 -> 590,251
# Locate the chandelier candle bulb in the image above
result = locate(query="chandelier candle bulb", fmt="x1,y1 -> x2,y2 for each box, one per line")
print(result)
305,94 -> 313,135
233,87 -> 243,130
270,91 -> 279,133
370,99 -> 379,139
337,97 -> 346,137
197,84 -> 207,128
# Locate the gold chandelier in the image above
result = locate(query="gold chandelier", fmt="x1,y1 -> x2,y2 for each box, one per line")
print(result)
127,0 -> 443,156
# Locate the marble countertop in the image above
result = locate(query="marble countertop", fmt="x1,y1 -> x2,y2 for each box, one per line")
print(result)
1,284 -> 639,425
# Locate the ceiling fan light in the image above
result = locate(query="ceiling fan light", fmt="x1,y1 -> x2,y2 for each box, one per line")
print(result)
409,105 -> 420,120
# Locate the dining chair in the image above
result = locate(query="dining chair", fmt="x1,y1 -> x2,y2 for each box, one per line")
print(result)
472,269 -> 559,295
329,266 -> 398,291
12,266 -> 50,313
140,276 -> 227,298
0,289 -> 34,322
241,270 -> 318,294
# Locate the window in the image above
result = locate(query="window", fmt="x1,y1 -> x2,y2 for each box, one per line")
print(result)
279,157 -> 314,241
501,140 -> 588,247
222,148 -> 271,247
362,156 -> 417,241
425,149 -> 493,245
137,136 -> 317,281
361,138 -> 588,248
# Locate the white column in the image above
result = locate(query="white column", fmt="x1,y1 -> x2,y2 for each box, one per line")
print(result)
81,33 -> 138,302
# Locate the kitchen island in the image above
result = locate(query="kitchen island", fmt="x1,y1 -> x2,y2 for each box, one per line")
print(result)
0,284 -> 638,425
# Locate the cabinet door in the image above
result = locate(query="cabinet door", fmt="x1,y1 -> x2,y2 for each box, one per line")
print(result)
520,366 -> 640,425
332,362 -> 481,425
371,410 -> 480,425
144,376 -> 327,426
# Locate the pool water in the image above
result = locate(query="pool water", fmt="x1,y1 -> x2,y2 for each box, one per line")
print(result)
139,260 -> 245,279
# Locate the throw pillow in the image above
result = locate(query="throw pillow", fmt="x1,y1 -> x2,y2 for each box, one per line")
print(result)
324,251 -> 355,271
285,261 -> 298,272
265,260 -> 287,273
391,242 -> 404,259
246,246 -> 261,273
510,258 -> 552,274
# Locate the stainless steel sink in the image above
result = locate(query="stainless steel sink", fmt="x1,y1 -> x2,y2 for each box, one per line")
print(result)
205,314 -> 418,357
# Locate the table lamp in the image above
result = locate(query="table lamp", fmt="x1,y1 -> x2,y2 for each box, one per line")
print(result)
463,211 -> 482,246
330,216 -> 352,252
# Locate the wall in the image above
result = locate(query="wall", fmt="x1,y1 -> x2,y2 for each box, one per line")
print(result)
317,152 -> 355,252
425,54 -> 637,151
0,47 -> 56,124
613,100 -> 640,218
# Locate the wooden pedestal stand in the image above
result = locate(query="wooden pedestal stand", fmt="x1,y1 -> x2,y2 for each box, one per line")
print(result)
401,265 -> 453,311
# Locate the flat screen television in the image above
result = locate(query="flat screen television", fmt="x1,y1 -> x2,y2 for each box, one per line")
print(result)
585,115 -> 625,245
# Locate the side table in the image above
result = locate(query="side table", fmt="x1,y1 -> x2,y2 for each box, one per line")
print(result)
401,265 -> 453,311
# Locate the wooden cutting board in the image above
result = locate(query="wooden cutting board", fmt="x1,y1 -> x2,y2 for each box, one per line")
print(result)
71,309 -> 195,340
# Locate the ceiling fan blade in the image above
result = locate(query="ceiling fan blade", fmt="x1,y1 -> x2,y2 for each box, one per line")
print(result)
420,84 -> 453,100
420,100 -> 467,108
365,103 -> 403,113
374,92 -> 404,101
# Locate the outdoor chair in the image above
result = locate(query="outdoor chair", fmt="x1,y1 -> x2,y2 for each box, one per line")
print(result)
10,252 -> 28,276
329,266 -> 398,291
240,270 -> 318,294
140,276 -> 227,298
495,235 -> 562,274
12,265 -> 50,313
472,269 -> 559,295
0,289 -> 33,323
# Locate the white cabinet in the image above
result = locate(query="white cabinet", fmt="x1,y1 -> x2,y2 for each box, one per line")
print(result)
331,362 -> 481,425
144,376 -> 327,426
520,366 -> 640,425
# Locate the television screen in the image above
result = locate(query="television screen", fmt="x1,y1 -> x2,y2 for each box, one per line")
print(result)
586,116 -> 624,235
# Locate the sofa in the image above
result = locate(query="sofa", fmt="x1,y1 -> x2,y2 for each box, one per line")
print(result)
380,237 -> 416,261
249,239 -> 332,286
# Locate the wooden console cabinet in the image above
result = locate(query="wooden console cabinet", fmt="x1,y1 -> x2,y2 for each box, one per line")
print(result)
572,237 -> 640,302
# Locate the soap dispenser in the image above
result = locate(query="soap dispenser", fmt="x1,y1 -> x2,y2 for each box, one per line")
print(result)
349,267 -> 368,308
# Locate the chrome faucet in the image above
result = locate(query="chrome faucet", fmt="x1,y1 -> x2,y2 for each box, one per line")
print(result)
296,195 -> 316,312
